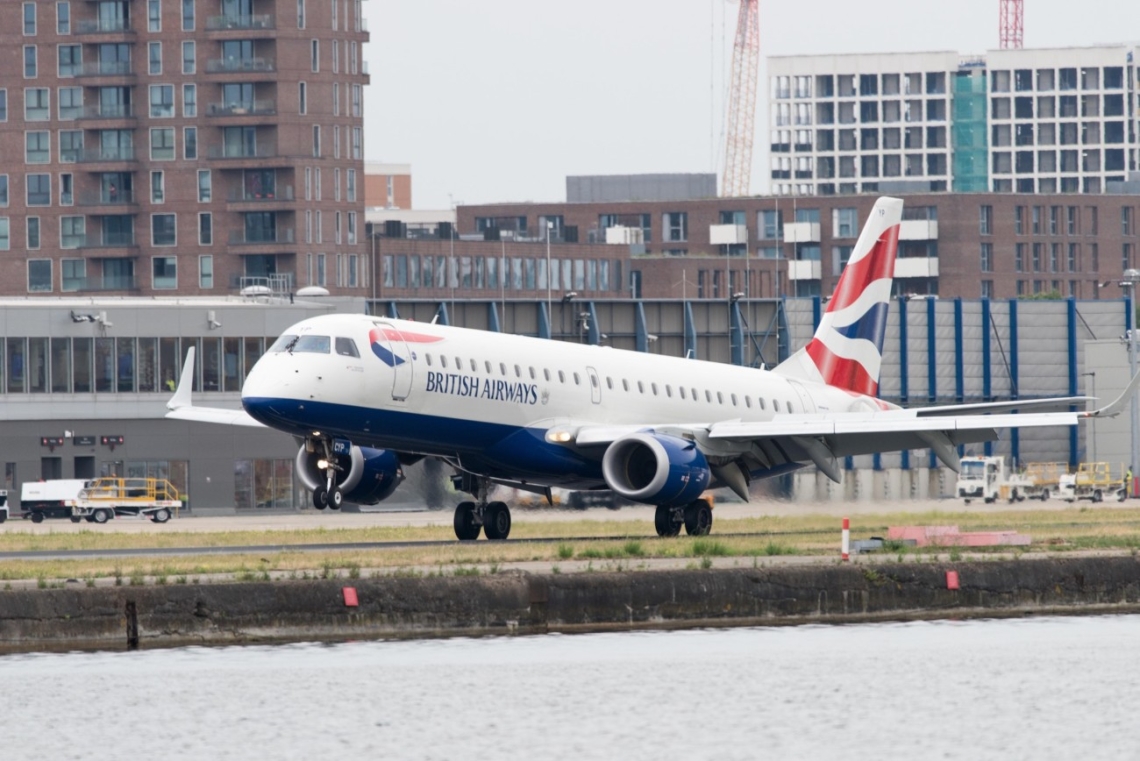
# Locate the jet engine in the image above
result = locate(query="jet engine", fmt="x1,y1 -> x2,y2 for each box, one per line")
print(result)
296,444 -> 404,505
601,433 -> 711,506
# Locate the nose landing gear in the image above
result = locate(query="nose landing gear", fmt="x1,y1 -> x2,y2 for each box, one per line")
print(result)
311,439 -> 343,510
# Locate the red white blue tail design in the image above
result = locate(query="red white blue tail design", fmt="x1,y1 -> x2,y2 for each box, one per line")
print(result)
774,197 -> 903,397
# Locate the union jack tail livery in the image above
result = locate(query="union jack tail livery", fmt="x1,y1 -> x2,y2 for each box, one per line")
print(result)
774,196 -> 903,397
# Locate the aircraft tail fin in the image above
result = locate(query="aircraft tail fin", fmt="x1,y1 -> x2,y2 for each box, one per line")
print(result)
773,196 -> 903,396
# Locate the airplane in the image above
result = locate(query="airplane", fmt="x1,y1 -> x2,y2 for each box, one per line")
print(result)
167,196 -> 1140,541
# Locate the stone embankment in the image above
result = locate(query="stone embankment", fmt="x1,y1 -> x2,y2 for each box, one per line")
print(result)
2,556 -> 1139,653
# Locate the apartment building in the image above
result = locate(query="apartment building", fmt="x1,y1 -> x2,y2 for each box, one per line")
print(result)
0,0 -> 370,296
767,44 -> 1140,196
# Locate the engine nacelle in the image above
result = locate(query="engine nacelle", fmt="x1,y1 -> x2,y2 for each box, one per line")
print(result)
601,433 -> 710,506
296,445 -> 404,505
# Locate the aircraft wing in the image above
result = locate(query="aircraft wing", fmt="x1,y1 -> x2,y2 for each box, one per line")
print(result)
164,347 -> 265,428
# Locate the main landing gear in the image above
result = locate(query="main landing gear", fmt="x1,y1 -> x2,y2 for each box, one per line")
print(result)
451,473 -> 512,541
654,500 -> 713,538
311,439 -> 343,511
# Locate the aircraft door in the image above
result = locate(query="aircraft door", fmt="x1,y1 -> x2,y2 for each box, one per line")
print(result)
376,321 -> 414,401
786,380 -> 818,415
586,367 -> 602,404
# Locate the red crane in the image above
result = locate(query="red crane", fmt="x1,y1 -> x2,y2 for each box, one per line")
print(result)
999,0 -> 1024,49
722,0 -> 760,197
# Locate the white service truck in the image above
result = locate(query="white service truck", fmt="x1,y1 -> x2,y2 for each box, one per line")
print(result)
956,456 -> 1047,503
0,489 -> 8,523
20,479 -> 90,523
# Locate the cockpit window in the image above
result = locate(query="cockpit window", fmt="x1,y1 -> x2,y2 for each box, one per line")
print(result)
269,334 -> 297,352
293,335 -> 331,354
335,337 -> 360,358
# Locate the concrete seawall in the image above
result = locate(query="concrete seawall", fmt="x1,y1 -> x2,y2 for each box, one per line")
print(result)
3,556 -> 1140,653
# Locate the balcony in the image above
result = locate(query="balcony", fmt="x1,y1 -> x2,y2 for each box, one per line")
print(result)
205,57 -> 276,74
75,19 -> 136,36
787,260 -> 822,280
208,145 -> 280,160
206,14 -> 275,31
78,233 -> 138,251
76,104 -> 137,123
74,61 -> 135,79
899,220 -> 939,240
78,189 -> 139,207
894,258 -> 940,278
709,224 -> 748,245
74,276 -> 140,292
226,185 -> 295,206
228,228 -> 295,246
783,222 -> 821,243
207,100 -> 277,117
77,147 -> 137,164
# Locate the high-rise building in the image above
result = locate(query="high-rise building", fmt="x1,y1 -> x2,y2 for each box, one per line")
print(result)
0,0 -> 370,296
768,44 -> 1140,196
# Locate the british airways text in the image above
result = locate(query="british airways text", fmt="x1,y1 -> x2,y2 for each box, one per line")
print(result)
425,372 -> 539,405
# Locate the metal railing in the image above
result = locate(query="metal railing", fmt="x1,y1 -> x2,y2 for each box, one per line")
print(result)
80,233 -> 137,248
78,189 -> 138,205
226,185 -> 295,202
207,99 -> 276,116
207,145 -> 279,160
78,147 -> 137,163
75,276 -> 140,291
75,19 -> 134,35
205,57 -> 275,73
228,228 -> 295,245
78,104 -> 136,120
205,14 -> 275,31
75,61 -> 134,77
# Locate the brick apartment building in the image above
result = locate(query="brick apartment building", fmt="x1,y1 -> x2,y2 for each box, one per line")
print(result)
0,0 -> 369,296
372,191 -> 1140,303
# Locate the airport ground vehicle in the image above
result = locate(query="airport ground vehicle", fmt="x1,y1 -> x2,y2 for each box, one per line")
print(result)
956,457 -> 1059,503
68,478 -> 181,523
20,479 -> 90,523
0,490 -> 8,523
1057,462 -> 1127,503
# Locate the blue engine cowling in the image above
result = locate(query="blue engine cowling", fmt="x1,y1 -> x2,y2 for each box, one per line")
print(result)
601,433 -> 710,506
296,445 -> 404,505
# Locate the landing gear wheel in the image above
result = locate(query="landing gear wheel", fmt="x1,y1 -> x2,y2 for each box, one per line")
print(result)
654,505 -> 683,537
312,486 -> 328,510
92,509 -> 111,524
683,501 -> 713,536
453,501 -> 481,541
328,487 -> 343,510
151,508 -> 171,524
483,501 -> 512,540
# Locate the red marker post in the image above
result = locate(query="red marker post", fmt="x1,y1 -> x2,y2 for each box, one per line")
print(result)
841,517 -> 850,561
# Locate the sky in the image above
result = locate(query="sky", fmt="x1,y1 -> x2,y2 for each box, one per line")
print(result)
362,1 -> 1140,210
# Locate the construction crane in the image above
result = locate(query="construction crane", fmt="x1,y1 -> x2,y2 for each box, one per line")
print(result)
721,0 -> 760,197
999,0 -> 1024,49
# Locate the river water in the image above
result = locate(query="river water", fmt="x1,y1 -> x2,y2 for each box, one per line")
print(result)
4,616 -> 1139,760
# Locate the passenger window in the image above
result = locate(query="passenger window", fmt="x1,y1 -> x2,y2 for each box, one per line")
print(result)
470,359 -> 477,372
500,362 -> 507,375
485,361 -> 493,373
514,364 -> 522,377
544,369 -> 551,381
606,377 -> 614,390
425,354 -> 433,367
705,390 -> 712,403
590,374 -> 598,388
666,385 -> 672,398
293,335 -> 331,354
759,398 -> 766,410
651,382 -> 658,396
455,357 -> 461,369
773,399 -> 780,412
717,392 -> 724,404
679,387 -> 686,400
558,370 -> 565,383
573,372 -> 581,385
529,367 -> 536,379
638,381 -> 645,394
622,379 -> 629,392
441,356 -> 448,368
731,393 -> 737,406
335,337 -> 360,357
745,396 -> 752,408
786,400 -> 795,413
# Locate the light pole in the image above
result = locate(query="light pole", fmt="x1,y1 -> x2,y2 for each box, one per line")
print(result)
1122,269 -> 1140,490
546,220 -> 554,326
1082,371 -> 1097,463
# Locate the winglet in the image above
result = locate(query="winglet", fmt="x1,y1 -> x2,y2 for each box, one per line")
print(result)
1082,370 -> 1140,419
166,347 -> 196,411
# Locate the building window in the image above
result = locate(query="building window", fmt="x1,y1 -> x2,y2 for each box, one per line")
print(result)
57,2 -> 70,34
182,41 -> 195,74
311,39 -> 319,72
199,254 -> 213,288
347,169 -> 356,202
25,87 -> 49,121
0,90 -> 7,122
0,176 -> 8,206
59,173 -> 73,205
150,128 -> 175,160
199,213 -> 212,246
26,174 -> 50,206
22,2 -> 36,35
184,127 -> 197,160
298,81 -> 307,114
1124,207 -> 1134,237
298,0 -> 306,28
981,243 -> 993,272
0,218 -> 8,251
58,86 -> 82,120
25,131 -> 50,164
148,42 -> 161,75
352,127 -> 362,159
62,258 -> 84,291
150,84 -> 174,118
61,215 -> 84,248
28,260 -> 51,293
312,125 -> 320,156
148,0 -> 161,31
24,46 -> 36,78
151,171 -> 164,203
182,0 -> 195,30
981,280 -> 993,298
152,256 -> 177,289
198,170 -> 211,202
58,45 -> 81,78
347,212 -> 357,244
663,212 -> 687,242
833,208 -> 858,237
27,217 -> 40,249
152,214 -> 176,246
1015,243 -> 1026,272
1015,206 -> 1025,235
183,84 -> 197,117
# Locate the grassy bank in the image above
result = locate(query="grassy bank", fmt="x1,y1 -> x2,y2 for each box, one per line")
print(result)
2,506 -> 1139,584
